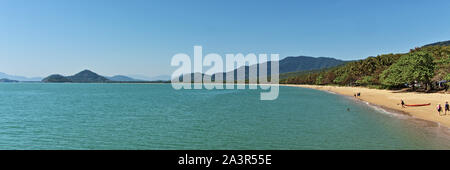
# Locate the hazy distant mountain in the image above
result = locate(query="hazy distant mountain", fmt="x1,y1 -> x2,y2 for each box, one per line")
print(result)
107,75 -> 141,81
148,75 -> 171,81
423,40 -> 450,47
0,72 -> 42,81
127,74 -> 171,81
0,78 -> 19,83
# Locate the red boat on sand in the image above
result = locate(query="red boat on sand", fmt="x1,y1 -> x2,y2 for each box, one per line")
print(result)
405,103 -> 431,107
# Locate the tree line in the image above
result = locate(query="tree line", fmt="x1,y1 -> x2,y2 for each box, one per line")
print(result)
281,45 -> 450,91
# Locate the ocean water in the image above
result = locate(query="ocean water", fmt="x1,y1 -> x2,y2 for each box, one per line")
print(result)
0,83 -> 449,150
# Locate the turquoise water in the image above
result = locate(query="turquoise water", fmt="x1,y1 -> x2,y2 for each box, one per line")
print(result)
0,83 -> 450,150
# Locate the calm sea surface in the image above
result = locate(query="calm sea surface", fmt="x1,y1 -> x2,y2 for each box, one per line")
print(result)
0,83 -> 449,149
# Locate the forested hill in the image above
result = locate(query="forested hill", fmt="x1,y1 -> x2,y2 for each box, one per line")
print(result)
281,42 -> 450,91
177,56 -> 346,82
278,56 -> 346,73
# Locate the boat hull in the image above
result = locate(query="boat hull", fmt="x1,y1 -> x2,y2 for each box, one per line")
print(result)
405,103 -> 431,107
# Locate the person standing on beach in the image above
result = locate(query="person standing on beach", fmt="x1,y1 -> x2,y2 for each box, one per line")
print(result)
437,104 -> 443,116
401,100 -> 405,108
445,102 -> 449,115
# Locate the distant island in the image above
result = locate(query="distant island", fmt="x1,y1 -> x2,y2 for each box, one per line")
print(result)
0,78 -> 19,83
0,72 -> 42,81
42,70 -> 170,83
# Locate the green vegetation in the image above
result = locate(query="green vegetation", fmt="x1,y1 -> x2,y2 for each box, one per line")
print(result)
281,44 -> 450,92
380,52 -> 435,90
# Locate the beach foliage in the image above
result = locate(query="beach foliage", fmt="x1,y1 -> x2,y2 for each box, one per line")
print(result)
281,43 -> 450,91
380,52 -> 435,89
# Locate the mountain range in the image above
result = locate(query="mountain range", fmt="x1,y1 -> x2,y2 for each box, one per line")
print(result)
178,56 -> 347,82
40,56 -> 345,83
0,72 -> 42,81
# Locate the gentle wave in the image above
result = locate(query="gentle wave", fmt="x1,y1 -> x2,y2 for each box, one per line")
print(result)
351,95 -> 450,132
364,101 -> 410,119
337,94 -> 410,119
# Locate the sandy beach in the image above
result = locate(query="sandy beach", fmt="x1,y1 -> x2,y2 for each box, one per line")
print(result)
284,84 -> 450,128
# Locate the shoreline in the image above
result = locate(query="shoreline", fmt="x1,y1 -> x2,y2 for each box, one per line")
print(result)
283,84 -> 450,128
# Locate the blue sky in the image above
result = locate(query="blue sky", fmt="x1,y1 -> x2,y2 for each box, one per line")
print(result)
1,0 -> 450,77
